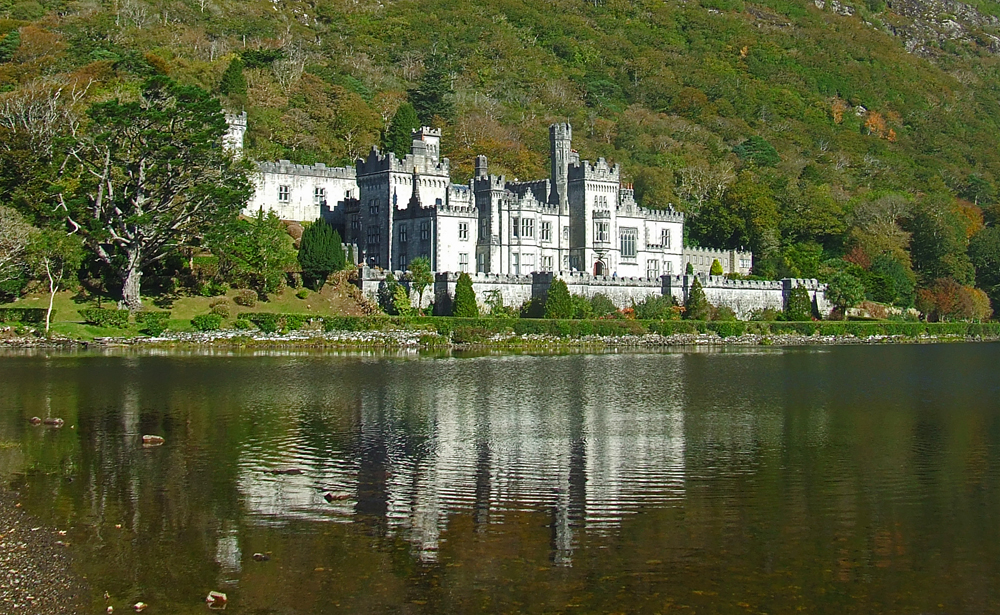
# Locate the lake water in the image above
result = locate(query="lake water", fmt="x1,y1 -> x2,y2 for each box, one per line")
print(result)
1,345 -> 999,613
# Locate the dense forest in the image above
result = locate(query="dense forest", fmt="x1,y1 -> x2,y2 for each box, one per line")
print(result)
2,0 -> 1000,319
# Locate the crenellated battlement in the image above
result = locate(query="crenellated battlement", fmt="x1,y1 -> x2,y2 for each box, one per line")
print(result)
255,160 -> 356,180
568,158 -> 620,182
356,147 -> 450,177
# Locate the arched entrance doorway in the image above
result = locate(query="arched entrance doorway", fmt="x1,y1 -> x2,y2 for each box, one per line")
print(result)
594,261 -> 606,276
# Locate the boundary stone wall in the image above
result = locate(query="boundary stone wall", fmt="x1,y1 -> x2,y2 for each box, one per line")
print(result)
355,267 -> 831,319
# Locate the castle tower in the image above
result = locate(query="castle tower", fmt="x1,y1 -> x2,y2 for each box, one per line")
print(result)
413,126 -> 442,164
549,123 -> 572,214
223,111 -> 247,157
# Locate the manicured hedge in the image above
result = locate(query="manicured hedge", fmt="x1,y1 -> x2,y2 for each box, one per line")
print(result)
80,308 -> 130,328
237,312 -> 311,333
192,314 -> 223,331
318,316 -> 1000,340
0,308 -> 48,324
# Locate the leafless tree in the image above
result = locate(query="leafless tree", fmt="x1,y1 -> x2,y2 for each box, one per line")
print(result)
0,206 -> 35,286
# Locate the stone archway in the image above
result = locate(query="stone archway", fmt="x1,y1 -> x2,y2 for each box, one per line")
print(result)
594,261 -> 606,276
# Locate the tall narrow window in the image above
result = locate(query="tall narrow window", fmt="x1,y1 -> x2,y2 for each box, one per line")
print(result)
661,228 -> 671,249
420,221 -> 431,241
620,228 -> 637,259
595,221 -> 610,243
540,221 -> 552,242
459,253 -> 469,272
480,218 -> 489,241
477,252 -> 486,273
521,218 -> 534,238
513,253 -> 520,275
278,185 -> 290,203
399,225 -> 407,243
458,222 -> 469,241
512,217 -> 520,238
647,259 -> 660,278
314,187 -> 326,205
563,226 -> 569,241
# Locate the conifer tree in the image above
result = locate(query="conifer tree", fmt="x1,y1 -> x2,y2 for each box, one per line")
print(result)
219,57 -> 247,97
544,278 -> 574,319
684,277 -> 711,320
710,258 -> 724,276
384,103 -> 420,158
452,272 -> 479,316
686,262 -> 695,275
298,219 -> 345,289
785,284 -> 812,321
0,30 -> 20,63
409,59 -> 454,124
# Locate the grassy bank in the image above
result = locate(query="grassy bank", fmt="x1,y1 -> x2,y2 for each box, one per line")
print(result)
320,316 -> 1000,340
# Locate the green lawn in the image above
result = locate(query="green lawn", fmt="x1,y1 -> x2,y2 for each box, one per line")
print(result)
1,284 -> 365,338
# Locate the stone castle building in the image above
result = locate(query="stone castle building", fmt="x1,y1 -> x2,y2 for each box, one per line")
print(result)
236,120 -> 752,278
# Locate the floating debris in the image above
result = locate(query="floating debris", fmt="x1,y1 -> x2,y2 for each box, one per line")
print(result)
206,590 -> 227,609
28,417 -> 41,425
324,492 -> 350,503
133,602 -> 148,612
252,552 -> 270,561
42,418 -> 64,427
142,435 -> 165,447
265,467 -> 304,475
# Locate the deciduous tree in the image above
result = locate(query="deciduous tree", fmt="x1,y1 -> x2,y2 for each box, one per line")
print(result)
26,229 -> 83,332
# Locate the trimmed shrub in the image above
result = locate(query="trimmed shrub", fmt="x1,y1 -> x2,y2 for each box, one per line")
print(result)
684,278 -> 711,320
80,308 -> 130,328
452,272 -> 479,317
0,308 -> 48,324
210,303 -> 231,318
233,318 -> 255,331
296,288 -> 309,299
544,279 -> 574,319
135,311 -> 170,336
298,220 -> 346,289
192,314 -> 223,331
234,289 -> 258,307
710,259 -> 724,276
633,295 -> 678,320
784,284 -> 812,321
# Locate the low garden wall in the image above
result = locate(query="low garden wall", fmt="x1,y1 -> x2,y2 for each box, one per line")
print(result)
356,268 -> 832,320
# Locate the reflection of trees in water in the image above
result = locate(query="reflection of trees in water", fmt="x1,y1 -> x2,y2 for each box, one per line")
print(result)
4,348 -> 1000,612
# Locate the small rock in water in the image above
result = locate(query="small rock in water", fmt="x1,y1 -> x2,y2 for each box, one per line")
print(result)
206,590 -> 227,609
107,607 -> 113,614
252,552 -> 270,561
142,435 -> 165,446
42,418 -> 64,427
28,417 -> 41,425
323,492 -> 349,503
133,601 -> 147,612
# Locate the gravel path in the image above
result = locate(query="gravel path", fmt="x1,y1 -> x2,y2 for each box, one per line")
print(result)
0,488 -> 88,614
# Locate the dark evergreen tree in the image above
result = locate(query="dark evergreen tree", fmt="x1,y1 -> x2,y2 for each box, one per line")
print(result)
970,226 -> 1000,310
544,278 -> 574,319
684,277 -> 711,320
0,30 -> 20,63
733,136 -> 780,167
686,262 -> 695,275
383,103 -> 420,158
785,284 -> 812,321
298,219 -> 345,289
219,57 -> 247,97
409,60 -> 454,124
452,272 -> 479,316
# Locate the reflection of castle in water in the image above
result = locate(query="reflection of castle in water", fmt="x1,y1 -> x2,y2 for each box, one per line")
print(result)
237,355 -> 688,565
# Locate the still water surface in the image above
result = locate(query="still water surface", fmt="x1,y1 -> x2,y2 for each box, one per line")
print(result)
1,345 -> 1000,613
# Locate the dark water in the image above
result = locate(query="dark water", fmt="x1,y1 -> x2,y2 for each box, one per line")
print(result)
1,345 -> 1000,613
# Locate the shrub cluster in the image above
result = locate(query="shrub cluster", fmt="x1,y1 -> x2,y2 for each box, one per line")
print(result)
80,308 -> 130,328
192,314 -> 223,331
237,312 -> 310,333
0,308 -> 48,324
135,310 -> 171,336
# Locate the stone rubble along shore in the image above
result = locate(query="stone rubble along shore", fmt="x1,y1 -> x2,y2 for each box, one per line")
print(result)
1,326 -> 994,350
0,489 -> 88,614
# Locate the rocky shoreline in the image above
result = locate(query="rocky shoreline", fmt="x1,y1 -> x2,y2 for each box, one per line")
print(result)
2,326 -> 996,351
0,488 -> 88,614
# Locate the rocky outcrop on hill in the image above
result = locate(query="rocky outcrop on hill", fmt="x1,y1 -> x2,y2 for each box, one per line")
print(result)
881,0 -> 1000,57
